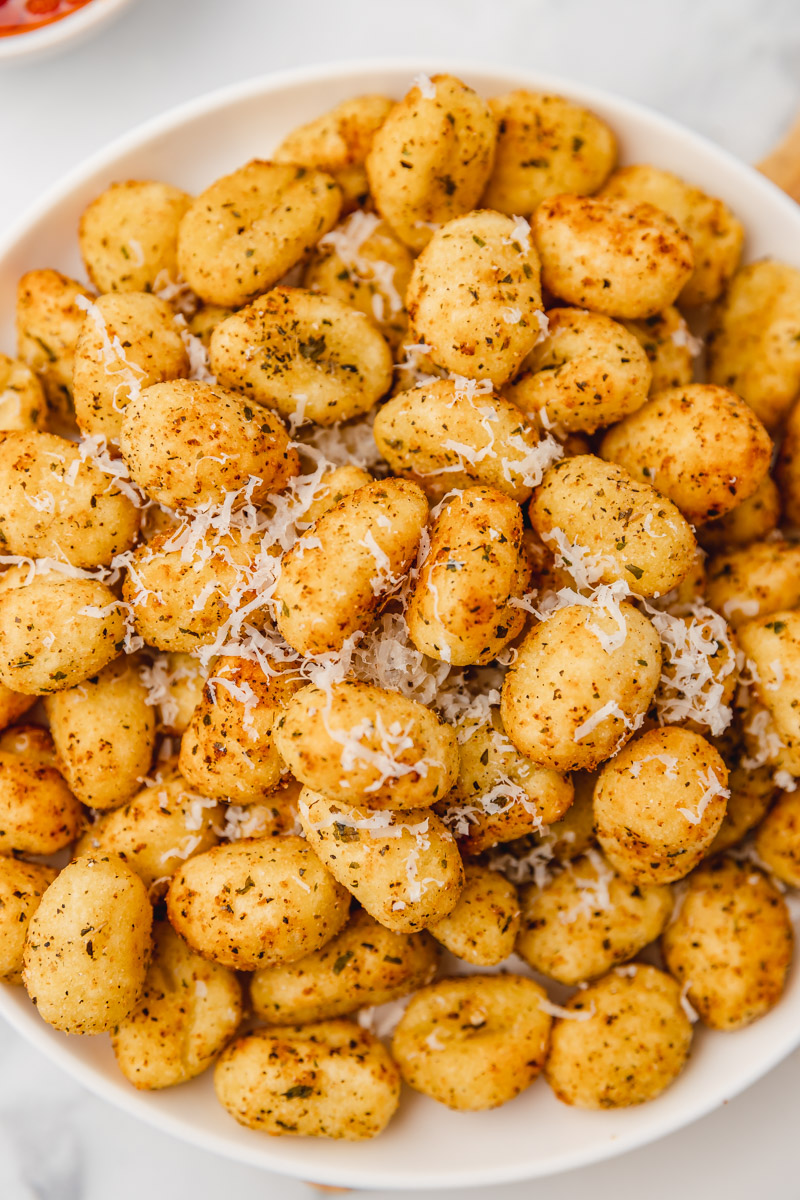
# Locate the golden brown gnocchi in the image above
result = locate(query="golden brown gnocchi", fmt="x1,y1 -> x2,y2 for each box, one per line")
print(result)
600,384 -> 772,525
250,907 -> 438,1025
119,379 -> 299,509
392,974 -> 552,1110
274,477 -> 427,656
436,715 -> 574,855
406,209 -> 543,387
0,574 -> 126,695
506,308 -> 652,434
111,921 -> 242,1090
533,194 -> 694,319
215,1020 -> 401,1140
72,292 -> 189,440
707,259 -> 800,432
177,160 -> 342,307
483,91 -> 616,215
593,727 -> 729,884
662,858 -> 793,1030
427,863 -> 520,966
406,486 -> 531,665
16,268 -> 94,421
23,853 -> 153,1034
274,95 -> 394,212
0,431 -> 140,568
79,180 -> 193,295
373,378 -> 549,503
501,602 -> 662,772
274,678 -> 458,809
366,74 -> 497,252
45,654 -> 156,810
529,454 -> 697,597
298,788 -> 463,932
516,852 -> 673,984
210,287 -> 393,427
544,965 -> 692,1108
0,858 -> 57,983
74,773 -> 221,888
0,352 -> 47,432
179,657 -> 300,804
599,164 -> 743,307
167,836 -> 350,970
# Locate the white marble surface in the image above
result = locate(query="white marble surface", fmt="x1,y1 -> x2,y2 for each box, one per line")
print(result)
1,1 -> 800,1196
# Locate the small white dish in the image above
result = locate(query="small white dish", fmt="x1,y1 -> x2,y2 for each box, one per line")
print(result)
0,0 -> 134,63
1,58 -> 799,1192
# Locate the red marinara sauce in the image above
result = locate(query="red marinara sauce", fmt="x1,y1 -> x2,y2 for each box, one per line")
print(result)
0,0 -> 96,37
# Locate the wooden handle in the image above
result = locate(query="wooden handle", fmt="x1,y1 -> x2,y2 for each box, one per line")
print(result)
758,114 -> 800,201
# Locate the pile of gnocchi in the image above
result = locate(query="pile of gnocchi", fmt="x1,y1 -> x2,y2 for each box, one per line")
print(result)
2,71 -> 800,1140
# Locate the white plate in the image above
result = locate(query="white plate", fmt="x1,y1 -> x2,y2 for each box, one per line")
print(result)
1,59 -> 799,1192
0,0 -> 134,63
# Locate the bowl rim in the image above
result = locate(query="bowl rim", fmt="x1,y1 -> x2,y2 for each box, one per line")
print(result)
0,0 -> 134,62
1,55 -> 800,1190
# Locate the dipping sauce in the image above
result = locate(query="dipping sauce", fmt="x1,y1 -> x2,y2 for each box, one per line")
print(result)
0,0 -> 95,36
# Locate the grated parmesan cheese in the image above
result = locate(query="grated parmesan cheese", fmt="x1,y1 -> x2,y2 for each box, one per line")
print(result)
411,72 -> 437,99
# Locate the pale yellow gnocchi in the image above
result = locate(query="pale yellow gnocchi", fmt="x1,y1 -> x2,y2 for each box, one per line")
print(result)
406,486 -> 531,666
366,74 -> 497,252
177,160 -> 342,307
210,287 -> 393,427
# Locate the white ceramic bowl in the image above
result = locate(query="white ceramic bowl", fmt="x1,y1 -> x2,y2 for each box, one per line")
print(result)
1,59 -> 799,1192
0,0 -> 134,63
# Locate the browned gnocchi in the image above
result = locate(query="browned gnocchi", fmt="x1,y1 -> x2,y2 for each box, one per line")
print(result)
405,209 -> 544,387
707,259 -> 800,432
373,378 -> 549,503
0,858 -> 57,983
72,292 -> 189,439
483,91 -> 616,215
16,268 -> 94,421
436,715 -> 574,854
215,1020 -> 401,1140
600,384 -> 772,525
501,602 -> 662,772
593,727 -> 729,884
298,788 -> 464,932
0,352 -> 47,432
274,95 -> 394,212
662,859 -> 793,1030
599,164 -> 744,307
45,653 -> 156,810
529,454 -> 697,597
274,678 -> 458,809
0,430 -> 140,567
179,657 -> 301,804
23,853 -> 153,1034
79,180 -> 193,295
544,965 -> 692,1108
406,486 -> 531,665
166,836 -> 350,970
274,477 -> 428,655
533,194 -> 694,319
209,287 -> 393,427
366,74 -> 497,252
74,773 -> 222,888
392,974 -> 552,1110
119,380 -> 300,509
250,907 -> 438,1025
516,852 -> 673,984
111,921 -> 242,1090
506,308 -> 652,434
177,160 -> 342,307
